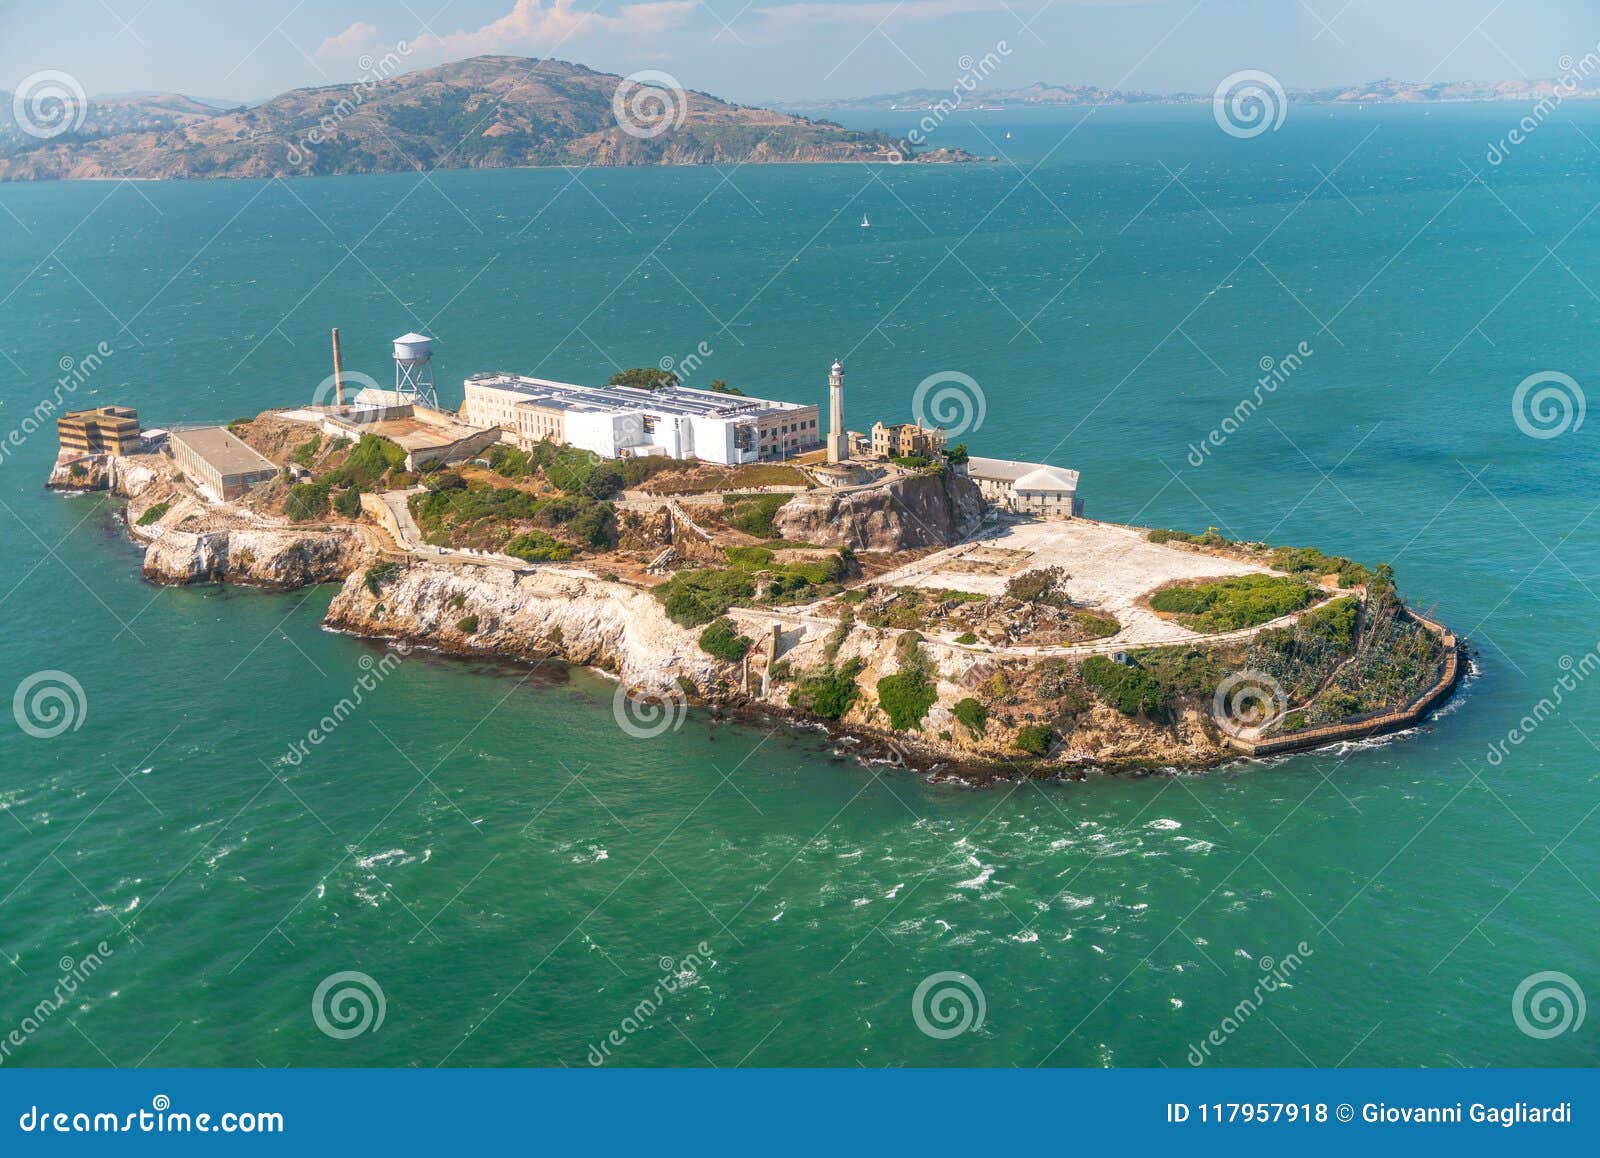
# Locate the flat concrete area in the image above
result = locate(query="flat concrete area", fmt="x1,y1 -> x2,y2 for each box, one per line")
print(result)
873,518 -> 1276,646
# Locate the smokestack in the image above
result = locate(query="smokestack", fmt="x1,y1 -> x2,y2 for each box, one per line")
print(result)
330,328 -> 345,408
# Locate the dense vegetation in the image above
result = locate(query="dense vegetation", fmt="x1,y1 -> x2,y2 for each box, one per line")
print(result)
1014,724 -> 1053,756
608,367 -> 678,391
1082,655 -> 1171,721
657,568 -> 757,627
719,493 -> 793,538
135,502 -> 169,526
876,634 -> 938,731
1147,527 -> 1372,589
953,697 -> 988,736
410,473 -> 617,554
698,617 -> 753,662
1149,574 -> 1316,632
788,658 -> 865,719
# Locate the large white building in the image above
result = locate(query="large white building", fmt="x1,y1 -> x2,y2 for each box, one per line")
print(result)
462,374 -> 822,466
965,456 -> 1081,518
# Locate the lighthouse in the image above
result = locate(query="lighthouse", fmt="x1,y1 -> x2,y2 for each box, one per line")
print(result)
827,359 -> 845,464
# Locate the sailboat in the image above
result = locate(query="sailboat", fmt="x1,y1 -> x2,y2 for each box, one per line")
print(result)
1004,131 -> 1012,140
860,213 -> 870,228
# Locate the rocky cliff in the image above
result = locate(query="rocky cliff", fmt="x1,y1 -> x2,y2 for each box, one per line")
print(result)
773,471 -> 985,551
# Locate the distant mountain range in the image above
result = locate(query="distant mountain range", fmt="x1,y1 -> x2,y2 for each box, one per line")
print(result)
0,57 -> 968,182
785,77 -> 1600,111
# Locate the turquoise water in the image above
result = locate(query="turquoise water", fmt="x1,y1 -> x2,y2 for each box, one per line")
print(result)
1,104 -> 1597,1067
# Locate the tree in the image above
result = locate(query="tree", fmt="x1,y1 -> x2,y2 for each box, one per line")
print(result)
609,367 -> 678,391
708,379 -> 745,396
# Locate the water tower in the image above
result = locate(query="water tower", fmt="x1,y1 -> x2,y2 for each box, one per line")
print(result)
393,332 -> 439,411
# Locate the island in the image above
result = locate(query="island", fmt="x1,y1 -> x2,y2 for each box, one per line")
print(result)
46,340 -> 1463,777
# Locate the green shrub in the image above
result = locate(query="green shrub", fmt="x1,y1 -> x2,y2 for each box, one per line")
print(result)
608,367 -> 677,390
877,667 -> 937,731
456,615 -> 479,634
789,659 -> 864,719
953,697 -> 988,735
1149,574 -> 1314,632
333,487 -> 363,519
504,531 -> 574,562
723,492 -> 792,538
1082,654 -> 1168,720
284,482 -> 330,522
698,617 -> 753,662
955,631 -> 978,645
725,545 -> 775,568
365,562 -> 401,595
290,434 -> 321,468
658,568 -> 756,627
1072,610 -> 1121,639
1006,566 -> 1069,605
423,470 -> 467,492
326,434 -> 406,488
1015,724 -> 1052,756
135,501 -> 170,526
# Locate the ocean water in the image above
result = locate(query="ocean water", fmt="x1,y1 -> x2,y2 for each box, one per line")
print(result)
1,103 -> 1597,1068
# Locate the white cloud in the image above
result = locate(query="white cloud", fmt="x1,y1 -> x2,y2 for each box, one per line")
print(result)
314,0 -> 699,70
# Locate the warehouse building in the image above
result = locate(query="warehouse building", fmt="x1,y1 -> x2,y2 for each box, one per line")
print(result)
169,427 -> 279,501
462,374 -> 821,465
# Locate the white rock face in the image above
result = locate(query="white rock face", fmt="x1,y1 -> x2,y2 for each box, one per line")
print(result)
326,560 -> 724,695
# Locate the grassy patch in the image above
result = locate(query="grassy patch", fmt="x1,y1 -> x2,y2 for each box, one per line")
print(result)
1149,574 -> 1315,632
698,617 -> 753,662
658,568 -> 757,627
1082,654 -> 1170,720
789,658 -> 865,719
290,434 -> 321,468
135,501 -> 170,526
721,492 -> 792,538
504,531 -> 573,562
284,482 -> 330,522
456,614 -> 480,634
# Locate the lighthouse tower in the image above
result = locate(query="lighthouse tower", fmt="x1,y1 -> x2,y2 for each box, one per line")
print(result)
827,359 -> 846,464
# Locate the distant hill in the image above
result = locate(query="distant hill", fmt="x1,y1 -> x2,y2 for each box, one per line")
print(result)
0,56 -> 969,182
787,76 -> 1600,111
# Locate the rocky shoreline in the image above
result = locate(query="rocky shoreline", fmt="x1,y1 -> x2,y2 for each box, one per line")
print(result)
49,448 -> 1463,778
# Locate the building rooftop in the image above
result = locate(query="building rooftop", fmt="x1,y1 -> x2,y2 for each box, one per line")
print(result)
967,455 -> 1079,492
170,427 -> 277,475
468,373 -> 807,420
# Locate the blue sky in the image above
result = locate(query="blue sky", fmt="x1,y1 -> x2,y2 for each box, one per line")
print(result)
2,0 -> 1595,104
